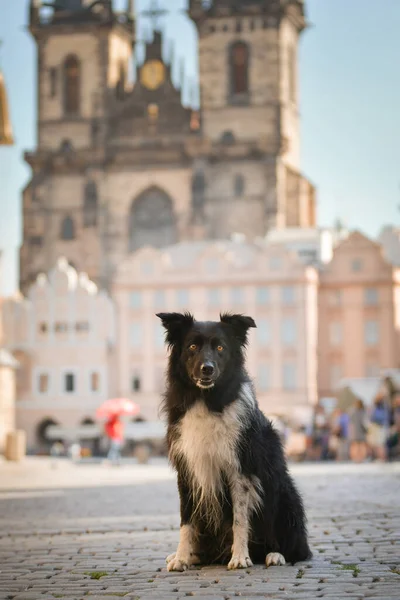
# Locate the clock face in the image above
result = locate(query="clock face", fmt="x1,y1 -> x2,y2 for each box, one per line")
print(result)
140,60 -> 166,91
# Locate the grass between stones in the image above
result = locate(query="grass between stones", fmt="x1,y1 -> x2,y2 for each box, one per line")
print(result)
84,570 -> 109,579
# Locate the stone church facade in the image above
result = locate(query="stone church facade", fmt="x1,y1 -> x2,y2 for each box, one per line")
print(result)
21,0 -> 315,293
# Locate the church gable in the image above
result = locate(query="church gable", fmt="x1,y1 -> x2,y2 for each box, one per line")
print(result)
108,31 -> 192,141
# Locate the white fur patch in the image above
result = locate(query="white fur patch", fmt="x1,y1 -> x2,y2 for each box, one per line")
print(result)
167,524 -> 195,572
266,552 -> 286,567
170,383 -> 260,531
228,475 -> 257,570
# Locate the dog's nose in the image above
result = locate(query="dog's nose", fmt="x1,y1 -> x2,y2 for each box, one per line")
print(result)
201,363 -> 215,377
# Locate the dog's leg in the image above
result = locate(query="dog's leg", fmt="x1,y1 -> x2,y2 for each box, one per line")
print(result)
167,473 -> 197,572
228,477 -> 253,569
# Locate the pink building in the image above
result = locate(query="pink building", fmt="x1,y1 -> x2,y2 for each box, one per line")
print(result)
318,232 -> 400,398
2,259 -> 115,450
112,239 -> 319,424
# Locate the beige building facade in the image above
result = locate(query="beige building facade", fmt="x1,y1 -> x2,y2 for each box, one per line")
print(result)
318,232 -> 400,398
112,239 -> 319,424
0,254 -> 18,453
2,258 -> 115,450
21,0 -> 315,293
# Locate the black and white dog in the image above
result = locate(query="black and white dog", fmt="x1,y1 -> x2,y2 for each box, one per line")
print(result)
157,312 -> 311,572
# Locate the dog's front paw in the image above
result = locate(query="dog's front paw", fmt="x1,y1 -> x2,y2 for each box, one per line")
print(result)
167,555 -> 189,572
228,553 -> 253,570
266,552 -> 286,567
166,553 -> 176,564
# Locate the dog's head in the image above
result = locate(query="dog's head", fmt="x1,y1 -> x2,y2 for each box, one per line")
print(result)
156,312 -> 256,390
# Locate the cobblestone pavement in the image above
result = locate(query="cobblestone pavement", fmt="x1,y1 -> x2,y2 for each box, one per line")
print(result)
0,458 -> 399,600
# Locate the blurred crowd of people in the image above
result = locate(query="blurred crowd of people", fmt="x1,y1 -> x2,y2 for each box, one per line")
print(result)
304,392 -> 400,462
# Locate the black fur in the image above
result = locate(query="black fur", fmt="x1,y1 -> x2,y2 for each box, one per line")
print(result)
157,312 -> 311,566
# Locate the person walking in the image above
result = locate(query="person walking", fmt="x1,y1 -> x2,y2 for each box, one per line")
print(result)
368,394 -> 390,461
349,398 -> 368,463
105,415 -> 124,464
332,408 -> 350,461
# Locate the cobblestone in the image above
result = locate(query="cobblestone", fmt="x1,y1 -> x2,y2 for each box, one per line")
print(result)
0,459 -> 399,599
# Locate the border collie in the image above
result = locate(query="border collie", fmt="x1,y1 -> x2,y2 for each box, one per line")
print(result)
157,312 -> 311,571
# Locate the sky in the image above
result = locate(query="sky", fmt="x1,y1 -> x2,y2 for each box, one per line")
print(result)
0,0 -> 399,295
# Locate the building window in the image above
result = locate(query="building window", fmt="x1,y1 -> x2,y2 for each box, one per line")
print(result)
257,287 -> 270,305
116,62 -> 126,100
64,54 -> 80,114
64,372 -> 75,393
365,320 -> 379,346
60,216 -> 75,240
258,364 -> 271,392
49,67 -> 57,98
281,286 -> 295,305
83,180 -> 98,227
330,364 -> 343,390
130,322 -> 142,348
38,373 -> 49,394
329,322 -> 343,346
132,374 -> 141,392
55,322 -> 68,333
365,288 -> 378,306
90,372 -> 100,392
130,187 -> 177,253
154,290 -> 166,309
29,236 -> 43,246
281,318 -> 296,346
288,46 -> 296,102
283,363 -> 296,390
257,319 -> 270,347
76,321 -> 89,332
351,258 -> 363,272
208,288 -> 220,307
155,322 -> 165,349
155,367 -> 165,393
231,287 -> 244,305
38,322 -> 48,334
234,174 -> 245,197
130,291 -> 142,309
230,41 -> 249,98
329,289 -> 343,307
176,289 -> 189,308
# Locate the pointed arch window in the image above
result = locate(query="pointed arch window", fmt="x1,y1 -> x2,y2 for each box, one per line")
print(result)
230,41 -> 249,101
83,180 -> 98,227
129,187 -> 177,252
61,216 -> 75,240
64,55 -> 80,115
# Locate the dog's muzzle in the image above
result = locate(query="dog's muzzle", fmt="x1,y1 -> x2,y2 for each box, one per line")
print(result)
195,362 -> 217,389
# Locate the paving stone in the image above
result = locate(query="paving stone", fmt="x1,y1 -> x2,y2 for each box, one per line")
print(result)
0,460 -> 399,599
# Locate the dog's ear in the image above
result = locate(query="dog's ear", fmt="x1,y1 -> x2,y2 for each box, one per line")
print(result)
156,312 -> 194,346
220,313 -> 256,346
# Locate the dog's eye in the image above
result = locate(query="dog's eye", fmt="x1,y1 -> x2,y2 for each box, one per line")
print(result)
189,344 -> 197,351
217,345 -> 224,352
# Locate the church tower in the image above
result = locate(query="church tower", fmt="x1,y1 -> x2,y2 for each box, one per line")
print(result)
21,0 -> 135,292
189,0 -> 315,237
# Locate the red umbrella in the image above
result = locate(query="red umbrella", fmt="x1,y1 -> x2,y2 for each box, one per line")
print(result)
96,398 -> 140,419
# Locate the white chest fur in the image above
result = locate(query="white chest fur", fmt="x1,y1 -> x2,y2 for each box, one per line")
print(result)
171,400 -> 244,503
